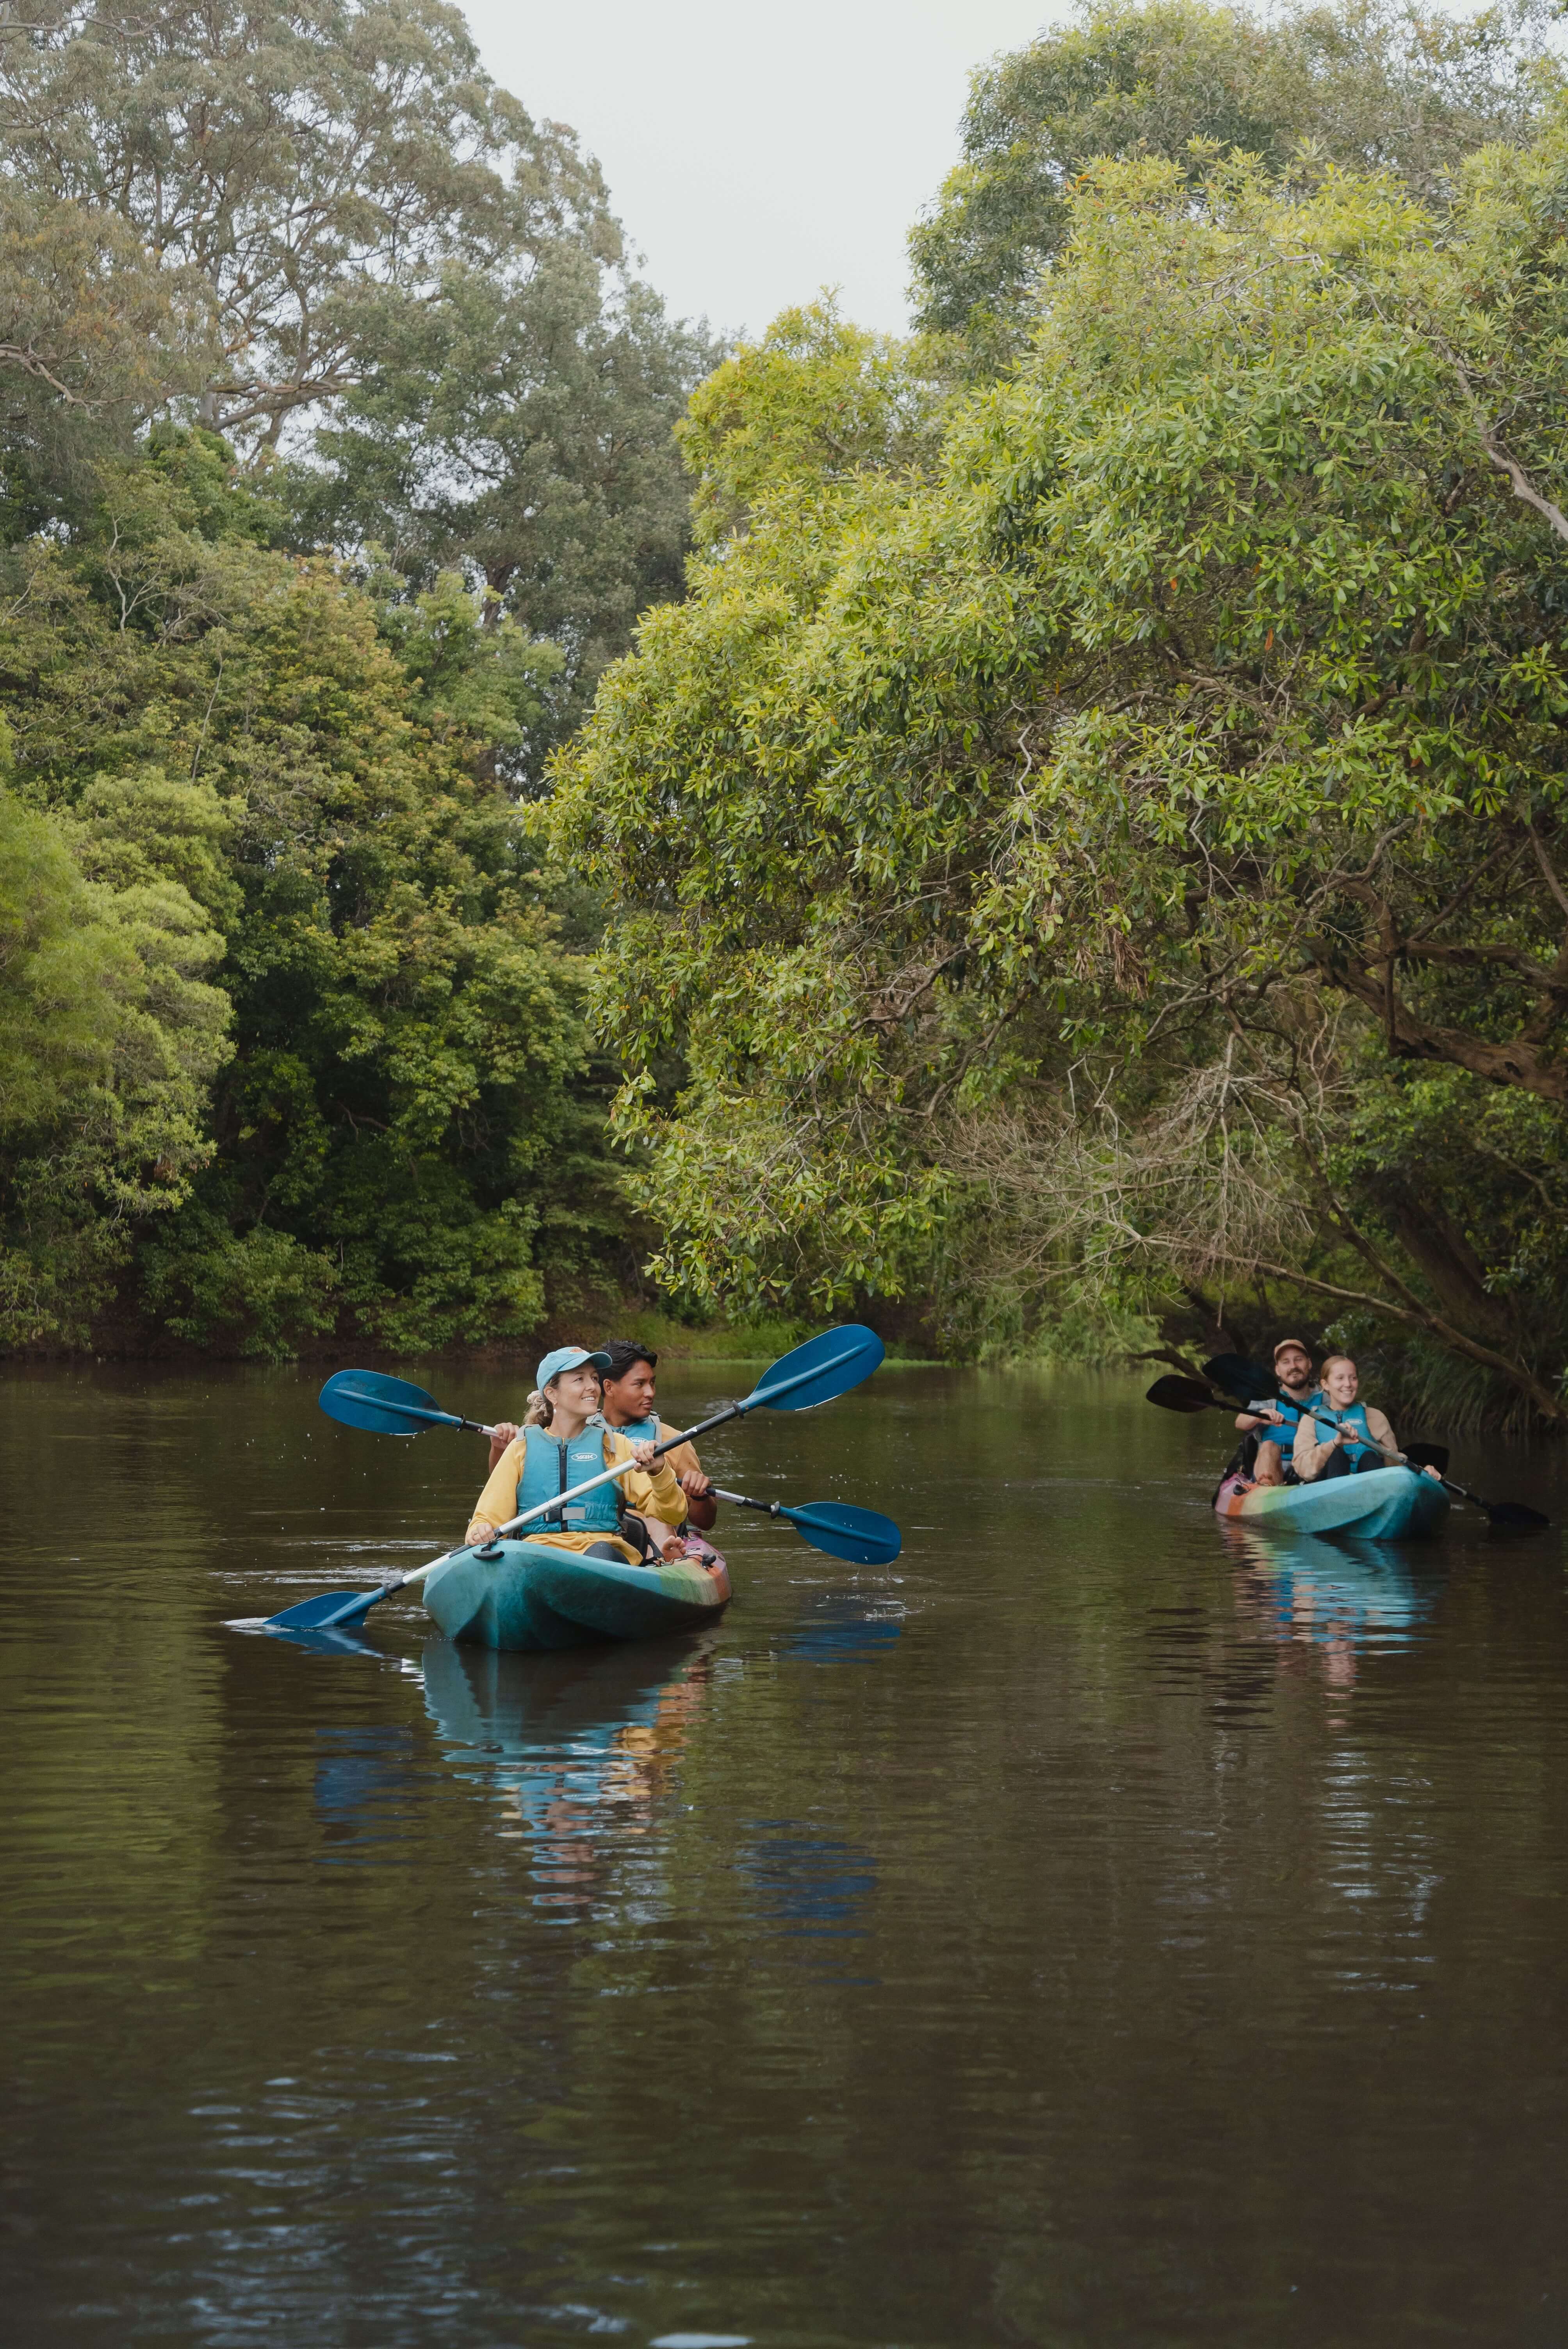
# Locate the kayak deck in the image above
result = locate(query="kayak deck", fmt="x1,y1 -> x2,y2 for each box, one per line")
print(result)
422,1536 -> 731,1652
1215,1464 -> 1450,1541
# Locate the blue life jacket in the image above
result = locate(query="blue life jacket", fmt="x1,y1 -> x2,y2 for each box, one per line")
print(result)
514,1421 -> 622,1535
1256,1387 -> 1322,1445
611,1411 -> 661,1444
1305,1398 -> 1380,1462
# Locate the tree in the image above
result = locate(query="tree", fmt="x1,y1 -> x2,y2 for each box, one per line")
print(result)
909,0 -> 1559,370
0,4 -> 710,1351
0,0 -> 610,447
2,431 -> 623,1356
1,3 -> 718,776
554,112 -> 1568,1422
0,176 -> 211,538
0,748 -> 232,1347
303,253 -> 722,776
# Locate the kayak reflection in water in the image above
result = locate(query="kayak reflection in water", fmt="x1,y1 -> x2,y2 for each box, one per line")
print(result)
423,1638 -> 716,1914
463,1345 -> 686,1564
1292,1354 -> 1445,1484
1228,1530 -> 1434,1694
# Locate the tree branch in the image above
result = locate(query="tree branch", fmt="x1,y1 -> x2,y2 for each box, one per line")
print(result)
1444,344 -> 1568,544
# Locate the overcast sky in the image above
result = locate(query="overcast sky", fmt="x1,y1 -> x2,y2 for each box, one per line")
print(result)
459,1 -> 1068,341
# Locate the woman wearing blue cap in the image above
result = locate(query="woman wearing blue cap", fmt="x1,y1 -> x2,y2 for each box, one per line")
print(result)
463,1345 -> 685,1563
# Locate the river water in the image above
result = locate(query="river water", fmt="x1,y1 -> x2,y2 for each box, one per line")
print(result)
3,1360 -> 1566,2347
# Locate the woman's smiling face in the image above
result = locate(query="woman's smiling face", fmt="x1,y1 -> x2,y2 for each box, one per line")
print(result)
1322,1357 -> 1359,1408
548,1364 -> 603,1418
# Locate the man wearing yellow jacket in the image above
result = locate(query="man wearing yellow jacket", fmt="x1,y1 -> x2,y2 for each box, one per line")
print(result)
465,1346 -> 685,1562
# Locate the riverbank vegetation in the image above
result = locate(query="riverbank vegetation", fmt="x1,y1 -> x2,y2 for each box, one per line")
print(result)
556,0 -> 1568,1426
0,0 -> 715,1356
9,0 -> 1568,1422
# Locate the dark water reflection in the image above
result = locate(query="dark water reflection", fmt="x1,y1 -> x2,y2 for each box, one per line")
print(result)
3,1362 -> 1567,2346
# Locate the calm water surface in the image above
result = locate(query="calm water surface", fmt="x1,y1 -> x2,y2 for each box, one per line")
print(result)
3,1363 -> 1567,2347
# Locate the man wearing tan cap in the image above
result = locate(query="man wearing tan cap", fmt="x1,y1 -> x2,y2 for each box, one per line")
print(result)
1234,1337 -> 1320,1486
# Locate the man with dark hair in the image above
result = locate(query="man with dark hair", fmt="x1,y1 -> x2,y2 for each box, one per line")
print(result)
596,1340 -> 718,1533
482,1338 -> 718,1533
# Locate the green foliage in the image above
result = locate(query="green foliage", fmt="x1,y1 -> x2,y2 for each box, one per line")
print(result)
556,105 -> 1568,1419
0,0 -> 612,449
0,4 -> 718,786
0,5 -> 707,1355
909,0 -> 1559,371
304,263 -> 722,775
0,778 -> 230,1346
679,301 -> 946,546
0,424 -> 625,1356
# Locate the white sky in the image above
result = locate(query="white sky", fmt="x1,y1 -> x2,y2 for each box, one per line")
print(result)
458,1 -> 1069,340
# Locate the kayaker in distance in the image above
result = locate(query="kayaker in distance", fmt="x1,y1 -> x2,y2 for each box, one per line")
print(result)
1291,1355 -> 1444,1483
1233,1337 -> 1320,1486
465,1346 -> 687,1562
486,1338 -> 719,1535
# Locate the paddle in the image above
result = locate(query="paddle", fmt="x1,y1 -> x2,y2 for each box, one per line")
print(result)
1146,1374 -> 1276,1417
318,1368 -> 500,1438
1402,1441 -> 1451,1475
264,1324 -> 887,1632
708,1488 -> 902,1565
1202,1352 -> 1278,1403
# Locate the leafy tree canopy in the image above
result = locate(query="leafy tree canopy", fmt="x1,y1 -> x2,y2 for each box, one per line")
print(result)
909,0 -> 1561,370
555,102 -> 1568,1423
1,2 -> 722,779
0,6 -> 699,1353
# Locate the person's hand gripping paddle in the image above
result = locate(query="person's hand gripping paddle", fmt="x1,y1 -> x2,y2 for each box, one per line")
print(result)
263,1324 -> 893,1632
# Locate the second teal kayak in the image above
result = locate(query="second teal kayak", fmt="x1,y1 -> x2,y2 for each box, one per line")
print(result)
1215,1464 -> 1450,1540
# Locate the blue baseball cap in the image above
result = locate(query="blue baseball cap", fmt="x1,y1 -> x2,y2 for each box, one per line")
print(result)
536,1344 -> 612,1390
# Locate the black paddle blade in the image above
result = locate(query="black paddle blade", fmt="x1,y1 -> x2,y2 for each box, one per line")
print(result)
1404,1441 -> 1451,1474
1202,1353 -> 1276,1402
1479,1497 -> 1551,1531
319,1369 -> 458,1436
1146,1375 -> 1221,1414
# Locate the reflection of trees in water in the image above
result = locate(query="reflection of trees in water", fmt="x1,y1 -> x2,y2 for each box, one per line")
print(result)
422,1637 -> 715,1919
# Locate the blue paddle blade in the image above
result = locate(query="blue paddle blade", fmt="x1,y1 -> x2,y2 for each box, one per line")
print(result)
748,1324 -> 885,1413
781,1501 -> 902,1565
262,1623 -> 383,1657
318,1369 -> 458,1436
262,1586 -> 385,1631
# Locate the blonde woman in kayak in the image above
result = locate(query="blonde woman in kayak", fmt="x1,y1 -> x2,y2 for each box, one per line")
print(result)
1292,1355 -> 1443,1484
464,1345 -> 686,1562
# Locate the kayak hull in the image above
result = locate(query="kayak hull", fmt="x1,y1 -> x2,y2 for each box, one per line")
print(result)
422,1538 -> 731,1652
1215,1465 -> 1450,1541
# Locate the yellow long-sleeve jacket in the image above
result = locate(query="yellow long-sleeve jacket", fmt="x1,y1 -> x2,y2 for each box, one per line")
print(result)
465,1424 -> 685,1557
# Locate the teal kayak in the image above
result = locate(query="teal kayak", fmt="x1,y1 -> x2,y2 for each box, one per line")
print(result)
1215,1464 -> 1450,1541
422,1537 -> 732,1652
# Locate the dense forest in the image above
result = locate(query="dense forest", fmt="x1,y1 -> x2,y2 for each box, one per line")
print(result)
556,0 -> 1568,1426
7,0 -> 1568,1424
0,0 -> 716,1356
